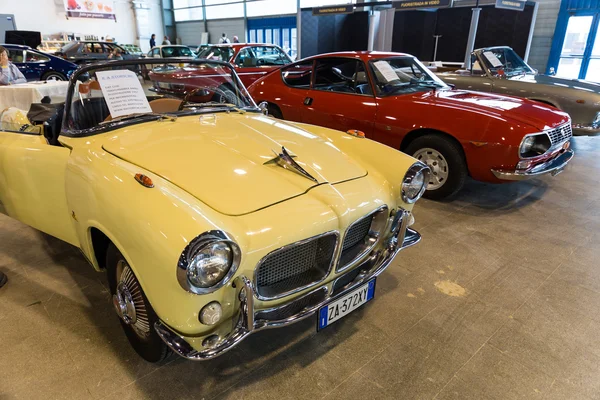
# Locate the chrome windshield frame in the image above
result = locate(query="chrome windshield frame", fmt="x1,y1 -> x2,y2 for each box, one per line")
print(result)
60,58 -> 260,138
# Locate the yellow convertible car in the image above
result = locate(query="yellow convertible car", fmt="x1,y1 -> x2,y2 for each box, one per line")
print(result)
0,59 -> 429,362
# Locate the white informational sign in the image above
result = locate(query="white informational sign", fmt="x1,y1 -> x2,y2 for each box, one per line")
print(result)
96,70 -> 152,118
483,51 -> 503,68
373,61 -> 400,83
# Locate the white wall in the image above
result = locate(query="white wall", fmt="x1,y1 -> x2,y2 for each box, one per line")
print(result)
2,0 -> 138,44
527,0 -> 561,72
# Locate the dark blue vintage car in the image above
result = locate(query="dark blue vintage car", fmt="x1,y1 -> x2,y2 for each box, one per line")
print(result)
2,44 -> 78,82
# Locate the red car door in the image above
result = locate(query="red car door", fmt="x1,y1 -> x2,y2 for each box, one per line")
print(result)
234,45 -> 291,87
301,57 -> 377,136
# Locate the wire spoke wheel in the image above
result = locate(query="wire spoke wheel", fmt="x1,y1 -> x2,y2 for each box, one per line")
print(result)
113,260 -> 151,340
413,147 -> 449,191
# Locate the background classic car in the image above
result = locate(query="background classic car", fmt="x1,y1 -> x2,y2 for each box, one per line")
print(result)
3,43 -> 77,81
437,46 -> 600,137
248,51 -> 574,200
198,43 -> 293,86
0,59 -> 428,362
55,41 -> 138,64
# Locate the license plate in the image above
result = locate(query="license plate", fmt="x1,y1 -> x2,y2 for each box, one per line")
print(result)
317,279 -> 376,331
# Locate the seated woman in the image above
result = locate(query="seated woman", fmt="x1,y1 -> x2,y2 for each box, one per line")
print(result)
0,46 -> 27,85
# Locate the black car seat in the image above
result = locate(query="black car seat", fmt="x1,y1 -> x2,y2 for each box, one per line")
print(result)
70,98 -> 110,130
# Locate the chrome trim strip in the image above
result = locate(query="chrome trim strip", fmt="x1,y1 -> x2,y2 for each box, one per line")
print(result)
492,149 -> 574,181
336,205 -> 389,274
253,230 -> 340,301
155,210 -> 418,361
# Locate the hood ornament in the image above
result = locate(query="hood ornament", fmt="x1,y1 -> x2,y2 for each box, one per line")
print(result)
265,146 -> 318,183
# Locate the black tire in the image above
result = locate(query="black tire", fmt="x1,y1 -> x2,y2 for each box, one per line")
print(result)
267,103 -> 283,119
106,243 -> 170,363
405,134 -> 467,200
41,71 -> 67,82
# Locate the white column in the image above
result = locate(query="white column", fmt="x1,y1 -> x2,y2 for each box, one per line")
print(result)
524,1 -> 539,63
368,11 -> 378,51
463,7 -> 481,68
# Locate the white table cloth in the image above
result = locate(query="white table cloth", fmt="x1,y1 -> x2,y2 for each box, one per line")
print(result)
0,81 -> 69,111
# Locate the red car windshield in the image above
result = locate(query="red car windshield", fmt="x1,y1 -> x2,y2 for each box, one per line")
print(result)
369,57 -> 448,96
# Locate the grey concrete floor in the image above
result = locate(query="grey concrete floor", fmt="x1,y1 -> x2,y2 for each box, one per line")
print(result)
1,136 -> 599,400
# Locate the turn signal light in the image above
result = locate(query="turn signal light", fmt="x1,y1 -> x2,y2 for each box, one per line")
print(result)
347,129 -> 365,138
134,174 -> 154,188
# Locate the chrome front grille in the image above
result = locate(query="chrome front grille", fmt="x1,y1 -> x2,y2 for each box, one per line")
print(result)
337,206 -> 388,273
547,123 -> 572,146
255,233 -> 337,299
342,215 -> 373,252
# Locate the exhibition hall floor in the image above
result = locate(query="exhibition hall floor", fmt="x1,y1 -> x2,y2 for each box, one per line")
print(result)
1,137 -> 599,400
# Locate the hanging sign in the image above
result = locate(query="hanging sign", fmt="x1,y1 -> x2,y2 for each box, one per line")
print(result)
64,0 -> 116,20
495,0 -> 526,11
393,0 -> 452,11
312,5 -> 354,16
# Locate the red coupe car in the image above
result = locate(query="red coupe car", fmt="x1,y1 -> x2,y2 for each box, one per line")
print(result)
247,51 -> 574,199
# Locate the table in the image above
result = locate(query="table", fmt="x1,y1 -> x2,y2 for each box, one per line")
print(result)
0,81 -> 69,111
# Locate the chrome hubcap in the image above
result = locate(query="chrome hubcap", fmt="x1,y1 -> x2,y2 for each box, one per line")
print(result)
413,147 -> 449,191
113,261 -> 151,339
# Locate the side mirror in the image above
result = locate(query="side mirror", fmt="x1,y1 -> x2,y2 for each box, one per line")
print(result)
258,101 -> 269,116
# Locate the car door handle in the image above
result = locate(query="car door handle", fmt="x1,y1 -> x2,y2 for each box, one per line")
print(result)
303,97 -> 313,106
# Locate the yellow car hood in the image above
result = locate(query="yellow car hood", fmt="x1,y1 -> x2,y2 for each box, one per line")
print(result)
101,113 -> 367,216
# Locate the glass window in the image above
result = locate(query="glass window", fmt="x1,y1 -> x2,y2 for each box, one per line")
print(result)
249,30 -> 256,43
161,46 -> 195,57
246,0 -> 297,17
25,51 -> 50,62
585,59 -> 600,82
173,0 -> 202,8
283,29 -> 290,50
235,46 -> 292,68
204,0 -> 244,19
314,58 -> 372,95
556,57 -> 583,79
273,29 -> 280,47
7,49 -> 24,63
591,26 -> 600,57
198,46 -> 234,62
560,16 -> 593,56
174,7 -> 203,22
281,60 -> 313,88
257,29 -> 264,43
369,56 -> 448,96
265,29 -> 272,44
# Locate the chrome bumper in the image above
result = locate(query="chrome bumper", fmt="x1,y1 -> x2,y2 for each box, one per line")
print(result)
491,149 -> 574,181
154,214 -> 420,361
572,123 -> 600,137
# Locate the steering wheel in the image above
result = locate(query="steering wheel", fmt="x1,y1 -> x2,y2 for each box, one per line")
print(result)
178,86 -> 236,111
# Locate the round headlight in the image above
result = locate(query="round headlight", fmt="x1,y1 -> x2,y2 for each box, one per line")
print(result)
177,231 -> 241,294
520,133 -> 551,158
188,242 -> 232,288
401,163 -> 429,204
